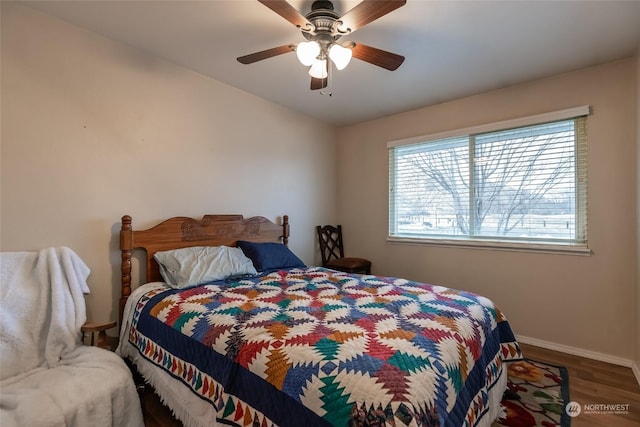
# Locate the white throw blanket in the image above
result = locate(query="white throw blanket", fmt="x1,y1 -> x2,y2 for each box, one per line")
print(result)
0,247 -> 89,379
0,247 -> 144,427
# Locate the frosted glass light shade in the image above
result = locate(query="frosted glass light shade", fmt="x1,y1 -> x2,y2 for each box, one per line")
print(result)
296,41 -> 320,66
308,59 -> 327,79
328,44 -> 352,70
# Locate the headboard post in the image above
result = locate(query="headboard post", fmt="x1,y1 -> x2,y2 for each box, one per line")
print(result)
283,215 -> 289,245
119,215 -> 133,327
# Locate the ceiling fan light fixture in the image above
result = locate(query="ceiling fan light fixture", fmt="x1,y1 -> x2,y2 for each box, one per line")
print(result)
308,59 -> 328,79
296,41 -> 321,66
328,44 -> 352,70
238,0 -> 407,90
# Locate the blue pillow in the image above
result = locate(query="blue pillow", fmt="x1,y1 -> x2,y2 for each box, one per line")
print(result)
237,241 -> 305,272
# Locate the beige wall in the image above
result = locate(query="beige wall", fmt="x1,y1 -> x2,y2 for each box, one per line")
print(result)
0,4 -> 338,323
635,51 -> 640,378
338,58 -> 637,361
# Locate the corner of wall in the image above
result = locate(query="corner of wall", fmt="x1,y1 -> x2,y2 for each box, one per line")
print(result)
635,49 -> 640,386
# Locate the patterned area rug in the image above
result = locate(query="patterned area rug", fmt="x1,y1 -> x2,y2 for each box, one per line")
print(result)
493,359 -> 570,427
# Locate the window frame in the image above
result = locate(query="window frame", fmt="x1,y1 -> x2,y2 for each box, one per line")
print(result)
387,106 -> 591,255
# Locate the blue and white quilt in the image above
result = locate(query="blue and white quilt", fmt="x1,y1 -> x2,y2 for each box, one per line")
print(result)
126,267 -> 522,426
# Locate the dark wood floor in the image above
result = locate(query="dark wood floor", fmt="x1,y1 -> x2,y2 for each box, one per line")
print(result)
139,386 -> 182,427
519,343 -> 640,427
139,343 -> 640,426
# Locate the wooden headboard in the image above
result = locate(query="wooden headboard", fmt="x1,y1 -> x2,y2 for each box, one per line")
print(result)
119,214 -> 289,325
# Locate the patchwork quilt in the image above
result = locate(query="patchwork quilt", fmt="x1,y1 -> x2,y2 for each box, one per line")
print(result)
127,267 -> 521,427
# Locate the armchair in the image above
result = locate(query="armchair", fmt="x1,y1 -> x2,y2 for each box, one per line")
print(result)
0,247 -> 144,427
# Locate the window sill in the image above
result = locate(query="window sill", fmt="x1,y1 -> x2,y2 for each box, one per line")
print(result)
386,236 -> 591,256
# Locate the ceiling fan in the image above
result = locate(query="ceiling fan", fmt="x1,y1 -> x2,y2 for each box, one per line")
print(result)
237,0 -> 406,90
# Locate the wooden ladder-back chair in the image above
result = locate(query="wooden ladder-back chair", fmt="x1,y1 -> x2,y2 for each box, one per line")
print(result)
316,225 -> 371,274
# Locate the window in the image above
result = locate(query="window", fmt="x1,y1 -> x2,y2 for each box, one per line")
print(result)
388,107 -> 589,252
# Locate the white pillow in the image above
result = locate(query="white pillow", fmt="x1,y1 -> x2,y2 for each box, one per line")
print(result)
154,246 -> 257,289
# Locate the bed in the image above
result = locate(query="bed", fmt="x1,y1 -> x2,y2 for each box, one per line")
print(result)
117,214 -> 522,427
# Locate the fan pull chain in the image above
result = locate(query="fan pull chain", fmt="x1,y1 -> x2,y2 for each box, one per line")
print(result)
320,60 -> 333,97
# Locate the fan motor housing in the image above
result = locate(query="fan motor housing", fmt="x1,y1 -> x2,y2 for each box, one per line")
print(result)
302,0 -> 344,43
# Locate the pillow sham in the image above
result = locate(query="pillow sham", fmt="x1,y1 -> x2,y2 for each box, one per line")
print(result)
236,241 -> 306,272
154,245 -> 257,289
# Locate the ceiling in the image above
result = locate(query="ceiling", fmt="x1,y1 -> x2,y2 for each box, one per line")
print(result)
20,0 -> 640,126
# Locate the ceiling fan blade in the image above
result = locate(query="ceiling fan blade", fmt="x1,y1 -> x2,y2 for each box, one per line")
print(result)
351,43 -> 404,71
338,0 -> 406,33
258,0 -> 312,29
237,44 -> 295,64
310,77 -> 328,90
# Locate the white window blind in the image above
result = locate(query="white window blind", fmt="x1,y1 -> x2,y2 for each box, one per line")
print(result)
388,107 -> 589,251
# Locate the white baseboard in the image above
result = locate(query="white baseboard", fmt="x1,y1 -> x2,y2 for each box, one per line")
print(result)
632,362 -> 640,387
516,335 -> 633,368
